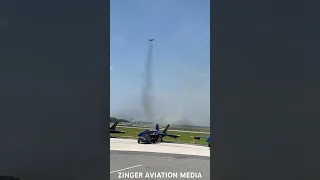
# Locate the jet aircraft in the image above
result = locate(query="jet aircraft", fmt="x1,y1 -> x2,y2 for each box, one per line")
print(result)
126,118 -> 135,126
192,135 -> 210,147
138,124 -> 180,142
110,122 -> 125,133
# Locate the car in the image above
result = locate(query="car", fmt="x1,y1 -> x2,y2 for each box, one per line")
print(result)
138,133 -> 158,144
138,133 -> 151,144
149,133 -> 159,143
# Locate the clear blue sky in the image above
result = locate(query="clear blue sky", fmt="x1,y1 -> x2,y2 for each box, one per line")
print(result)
110,0 -> 210,126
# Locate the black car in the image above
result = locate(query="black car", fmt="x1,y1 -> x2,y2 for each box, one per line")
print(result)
138,133 -> 158,144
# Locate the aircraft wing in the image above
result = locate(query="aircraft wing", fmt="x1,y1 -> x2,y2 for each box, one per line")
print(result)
166,134 -> 180,138
110,129 -> 125,133
191,136 -> 208,140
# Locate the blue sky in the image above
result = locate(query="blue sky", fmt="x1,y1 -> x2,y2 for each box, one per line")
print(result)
110,0 -> 210,126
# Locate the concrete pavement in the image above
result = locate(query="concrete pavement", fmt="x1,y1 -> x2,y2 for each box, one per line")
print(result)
110,138 -> 210,157
110,150 -> 210,180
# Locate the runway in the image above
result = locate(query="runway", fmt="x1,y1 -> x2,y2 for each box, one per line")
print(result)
110,150 -> 210,180
110,138 -> 210,157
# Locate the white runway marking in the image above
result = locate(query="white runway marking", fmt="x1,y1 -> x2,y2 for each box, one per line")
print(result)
110,164 -> 143,174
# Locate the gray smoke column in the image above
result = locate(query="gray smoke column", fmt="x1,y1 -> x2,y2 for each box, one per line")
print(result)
141,40 -> 154,122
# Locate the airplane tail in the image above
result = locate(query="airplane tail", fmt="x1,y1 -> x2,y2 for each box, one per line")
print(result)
156,124 -> 159,131
110,122 -> 118,130
163,124 -> 170,133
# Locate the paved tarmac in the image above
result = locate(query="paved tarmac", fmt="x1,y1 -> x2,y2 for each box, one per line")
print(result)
110,150 -> 210,180
110,138 -> 210,157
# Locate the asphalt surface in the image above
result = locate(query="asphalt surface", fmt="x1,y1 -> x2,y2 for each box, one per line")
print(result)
110,138 -> 210,157
110,150 -> 210,180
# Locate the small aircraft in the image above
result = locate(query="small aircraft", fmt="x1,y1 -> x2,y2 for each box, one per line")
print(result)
138,124 -> 180,142
192,135 -> 210,147
126,118 -> 134,126
110,122 -> 125,133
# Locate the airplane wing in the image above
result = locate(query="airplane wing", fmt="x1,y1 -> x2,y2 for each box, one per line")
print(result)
191,136 -> 208,140
166,134 -> 180,138
110,128 -> 125,133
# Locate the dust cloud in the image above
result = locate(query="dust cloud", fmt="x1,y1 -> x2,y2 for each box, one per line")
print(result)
111,42 -> 210,127
141,41 -> 155,123
151,68 -> 210,127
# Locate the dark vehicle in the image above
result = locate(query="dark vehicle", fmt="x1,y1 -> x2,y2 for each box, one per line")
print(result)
138,133 -> 151,144
138,124 -> 180,142
138,131 -> 158,144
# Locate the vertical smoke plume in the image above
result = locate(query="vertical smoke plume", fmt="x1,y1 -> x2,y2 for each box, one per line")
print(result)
141,40 -> 154,122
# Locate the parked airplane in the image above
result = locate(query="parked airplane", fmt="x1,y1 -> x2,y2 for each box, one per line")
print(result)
138,124 -> 180,142
192,135 -> 211,147
126,118 -> 134,126
110,122 -> 125,133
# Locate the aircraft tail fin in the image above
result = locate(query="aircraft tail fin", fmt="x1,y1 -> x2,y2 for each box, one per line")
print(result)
163,124 -> 170,133
110,122 -> 118,130
156,124 -> 159,131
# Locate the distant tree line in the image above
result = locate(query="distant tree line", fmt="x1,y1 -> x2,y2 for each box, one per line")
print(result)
110,117 -> 129,123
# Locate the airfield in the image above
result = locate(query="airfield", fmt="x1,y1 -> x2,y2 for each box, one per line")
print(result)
110,150 -> 210,180
111,122 -> 210,146
110,123 -> 210,180
111,138 -> 210,157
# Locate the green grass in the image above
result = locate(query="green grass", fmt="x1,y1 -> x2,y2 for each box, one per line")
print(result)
111,127 -> 209,146
115,124 -> 210,133
169,127 -> 210,132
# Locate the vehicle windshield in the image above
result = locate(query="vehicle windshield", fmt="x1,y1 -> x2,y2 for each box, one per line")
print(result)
140,134 -> 148,138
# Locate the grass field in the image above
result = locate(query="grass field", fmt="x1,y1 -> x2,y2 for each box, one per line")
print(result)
159,126 -> 210,133
111,127 -> 209,146
114,124 -> 210,133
